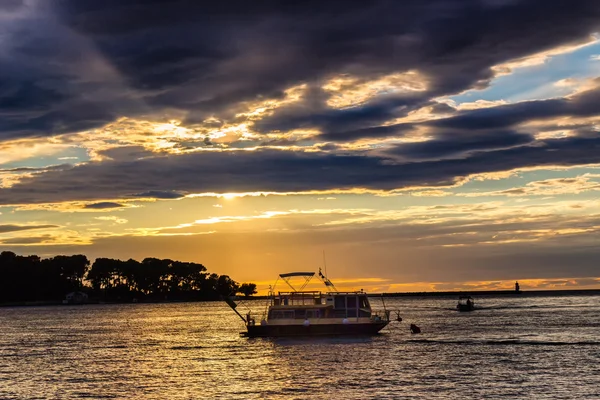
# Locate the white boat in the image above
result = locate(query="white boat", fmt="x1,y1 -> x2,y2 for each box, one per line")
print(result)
226,271 -> 390,337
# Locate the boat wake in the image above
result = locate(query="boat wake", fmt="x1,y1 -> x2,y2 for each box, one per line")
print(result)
478,304 -> 597,310
406,338 -> 600,346
169,345 -> 206,350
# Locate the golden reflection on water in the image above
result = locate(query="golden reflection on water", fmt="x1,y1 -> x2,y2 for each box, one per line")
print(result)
1,296 -> 600,399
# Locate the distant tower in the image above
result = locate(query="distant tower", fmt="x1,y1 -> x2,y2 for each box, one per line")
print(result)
515,281 -> 520,293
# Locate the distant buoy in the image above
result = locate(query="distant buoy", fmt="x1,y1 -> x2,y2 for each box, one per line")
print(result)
303,319 -> 310,327
342,318 -> 349,324
410,324 -> 421,334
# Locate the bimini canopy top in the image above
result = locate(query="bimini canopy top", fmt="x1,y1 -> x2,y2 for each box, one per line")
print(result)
279,272 -> 315,278
278,272 -> 315,292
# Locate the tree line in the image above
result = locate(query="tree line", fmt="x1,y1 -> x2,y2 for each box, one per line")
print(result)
0,251 -> 257,304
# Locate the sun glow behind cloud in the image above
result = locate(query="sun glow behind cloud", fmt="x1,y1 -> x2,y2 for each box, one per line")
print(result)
323,71 -> 428,108
491,34 -> 600,75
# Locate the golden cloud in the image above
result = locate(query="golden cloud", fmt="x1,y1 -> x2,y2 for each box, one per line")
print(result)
459,175 -> 600,197
322,70 -> 428,109
491,35 -> 599,74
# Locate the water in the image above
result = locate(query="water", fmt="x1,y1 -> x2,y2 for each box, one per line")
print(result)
1,294 -> 600,399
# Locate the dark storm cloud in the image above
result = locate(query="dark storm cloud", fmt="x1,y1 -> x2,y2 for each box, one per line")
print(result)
385,130 -> 534,160
428,99 -> 568,130
0,0 -> 22,9
2,1 -> 600,140
253,93 -> 426,137
2,135 -> 600,204
429,103 -> 456,115
0,224 -> 58,233
2,1 -> 600,204
320,123 -> 416,142
0,4 -> 144,140
96,146 -> 159,162
322,83 -> 600,142
132,191 -> 186,199
83,202 -> 126,209
428,84 -> 600,131
0,235 -> 53,245
250,2 -> 600,135
0,164 -> 74,174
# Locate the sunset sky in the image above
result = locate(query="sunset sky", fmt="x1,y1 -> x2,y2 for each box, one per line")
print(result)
2,0 -> 600,293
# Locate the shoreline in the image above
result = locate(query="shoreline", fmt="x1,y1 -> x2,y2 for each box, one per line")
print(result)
253,288 -> 600,299
3,288 -> 600,307
0,298 -> 228,308
377,288 -> 600,297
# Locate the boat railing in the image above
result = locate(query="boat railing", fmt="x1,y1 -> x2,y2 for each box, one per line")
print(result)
271,291 -> 324,306
270,290 -> 369,306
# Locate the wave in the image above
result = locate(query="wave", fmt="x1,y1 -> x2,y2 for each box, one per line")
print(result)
480,304 -> 598,310
422,304 -> 597,311
170,345 -> 205,350
407,339 -> 600,346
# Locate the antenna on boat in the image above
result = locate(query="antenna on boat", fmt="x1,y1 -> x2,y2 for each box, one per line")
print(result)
318,252 -> 338,292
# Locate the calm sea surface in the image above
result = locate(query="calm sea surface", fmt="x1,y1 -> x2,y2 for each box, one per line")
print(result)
1,294 -> 600,399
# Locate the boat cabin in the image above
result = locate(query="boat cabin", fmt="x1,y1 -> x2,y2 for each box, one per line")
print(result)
269,291 -> 372,320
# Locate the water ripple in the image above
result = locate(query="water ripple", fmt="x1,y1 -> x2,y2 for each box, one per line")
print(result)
0,296 -> 599,399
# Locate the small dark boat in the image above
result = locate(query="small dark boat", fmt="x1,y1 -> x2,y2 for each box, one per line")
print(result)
457,296 -> 475,312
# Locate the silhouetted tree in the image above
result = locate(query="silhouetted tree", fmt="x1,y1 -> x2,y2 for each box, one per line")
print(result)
238,283 -> 258,297
52,254 -> 90,290
87,258 -> 121,290
0,252 -> 254,304
215,275 -> 240,297
0,252 -> 89,302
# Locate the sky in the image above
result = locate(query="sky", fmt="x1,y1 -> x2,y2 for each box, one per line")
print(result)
2,0 -> 600,293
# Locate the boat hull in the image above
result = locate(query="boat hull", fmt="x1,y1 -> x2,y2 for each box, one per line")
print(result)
244,321 -> 389,337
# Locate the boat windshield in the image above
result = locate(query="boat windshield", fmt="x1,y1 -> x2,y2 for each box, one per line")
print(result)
273,291 -> 323,306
